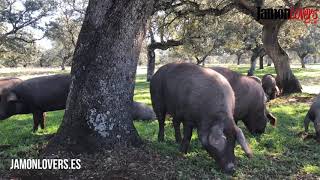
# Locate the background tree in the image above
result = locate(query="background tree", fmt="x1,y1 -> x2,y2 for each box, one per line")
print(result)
146,0 -> 238,81
291,26 -> 319,68
0,33 -> 40,67
45,0 -> 86,70
0,0 -> 56,44
235,0 -> 300,93
151,0 -> 319,94
0,0 -> 56,67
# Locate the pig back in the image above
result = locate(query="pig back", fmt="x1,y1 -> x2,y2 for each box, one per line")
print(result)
161,64 -> 235,122
211,67 -> 265,120
12,74 -> 71,112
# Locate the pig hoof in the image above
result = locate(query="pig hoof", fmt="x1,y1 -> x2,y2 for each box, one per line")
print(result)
179,145 -> 188,154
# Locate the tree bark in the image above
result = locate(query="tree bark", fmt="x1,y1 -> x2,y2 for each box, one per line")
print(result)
267,57 -> 272,66
46,0 -> 154,154
147,24 -> 156,82
147,47 -> 155,81
298,53 -> 307,68
262,23 -> 302,94
300,57 -> 306,68
247,55 -> 257,76
61,57 -> 68,71
247,47 -> 264,76
146,39 -> 184,81
236,53 -> 242,65
259,55 -> 264,69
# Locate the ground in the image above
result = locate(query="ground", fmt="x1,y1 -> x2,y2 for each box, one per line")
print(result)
0,64 -> 320,179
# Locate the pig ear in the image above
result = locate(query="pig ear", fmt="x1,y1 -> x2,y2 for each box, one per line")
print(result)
266,111 -> 277,126
208,125 -> 226,152
235,127 -> 253,158
7,92 -> 18,102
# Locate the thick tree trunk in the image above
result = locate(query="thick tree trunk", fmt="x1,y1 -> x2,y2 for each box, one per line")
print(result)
262,24 -> 302,94
46,0 -> 154,154
259,55 -> 264,69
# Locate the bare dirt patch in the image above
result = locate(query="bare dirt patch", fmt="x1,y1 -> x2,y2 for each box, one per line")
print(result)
270,94 -> 316,106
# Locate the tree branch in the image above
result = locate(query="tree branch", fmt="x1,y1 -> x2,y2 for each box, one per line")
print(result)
148,39 -> 184,50
174,2 -> 238,17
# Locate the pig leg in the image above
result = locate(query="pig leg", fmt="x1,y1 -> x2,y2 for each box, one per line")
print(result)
40,112 -> 46,129
304,114 -> 311,133
32,111 -> 45,132
314,117 -> 320,142
33,112 -> 40,132
173,118 -> 182,143
157,112 -> 166,142
180,123 -> 193,154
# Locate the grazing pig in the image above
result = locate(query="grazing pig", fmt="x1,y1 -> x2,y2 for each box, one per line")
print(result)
0,74 -> 71,132
211,67 -> 276,135
150,63 -> 252,173
132,101 -> 156,121
304,94 -> 320,142
262,74 -> 280,101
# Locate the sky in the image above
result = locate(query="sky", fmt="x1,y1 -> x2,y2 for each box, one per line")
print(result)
37,38 -> 53,50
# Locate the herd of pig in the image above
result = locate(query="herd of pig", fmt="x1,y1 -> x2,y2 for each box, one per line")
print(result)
0,62 -> 319,174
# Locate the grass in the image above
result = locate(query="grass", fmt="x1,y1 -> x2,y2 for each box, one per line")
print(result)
1,65 -> 320,178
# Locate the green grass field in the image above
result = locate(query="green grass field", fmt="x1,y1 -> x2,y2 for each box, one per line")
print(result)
1,65 -> 320,179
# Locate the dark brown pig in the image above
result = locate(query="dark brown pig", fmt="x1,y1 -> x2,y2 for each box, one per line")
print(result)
304,94 -> 320,142
150,63 -> 252,174
132,101 -> 156,121
262,74 -> 280,101
0,74 -> 71,132
211,67 -> 277,135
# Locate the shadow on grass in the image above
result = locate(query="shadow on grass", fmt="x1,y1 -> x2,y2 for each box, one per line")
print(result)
0,111 -> 64,158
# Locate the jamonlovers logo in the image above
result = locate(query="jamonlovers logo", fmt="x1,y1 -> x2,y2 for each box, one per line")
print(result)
257,1 -> 319,24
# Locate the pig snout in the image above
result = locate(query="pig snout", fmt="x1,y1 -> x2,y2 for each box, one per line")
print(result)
223,162 -> 236,174
0,109 -> 7,120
